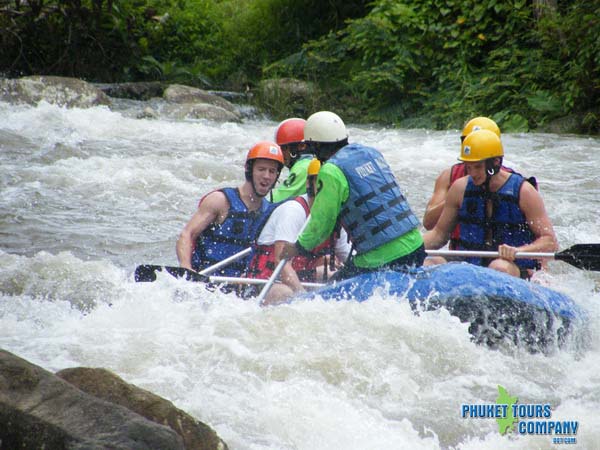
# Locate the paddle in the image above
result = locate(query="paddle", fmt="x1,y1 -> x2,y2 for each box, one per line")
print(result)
134,265 -> 208,282
426,243 -> 600,271
255,216 -> 311,304
133,265 -> 324,288
255,258 -> 287,304
134,247 -> 252,282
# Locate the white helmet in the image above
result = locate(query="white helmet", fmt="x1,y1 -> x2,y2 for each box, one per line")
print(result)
304,111 -> 348,143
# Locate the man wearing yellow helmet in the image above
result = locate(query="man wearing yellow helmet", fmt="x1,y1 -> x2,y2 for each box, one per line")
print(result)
423,129 -> 558,279
176,141 -> 284,276
245,158 -> 351,304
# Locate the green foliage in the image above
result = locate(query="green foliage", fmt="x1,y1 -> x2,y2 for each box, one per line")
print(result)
0,0 -> 597,133
272,0 -> 598,132
216,0 -> 369,89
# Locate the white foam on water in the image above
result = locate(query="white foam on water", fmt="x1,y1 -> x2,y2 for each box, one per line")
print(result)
2,101 -> 600,449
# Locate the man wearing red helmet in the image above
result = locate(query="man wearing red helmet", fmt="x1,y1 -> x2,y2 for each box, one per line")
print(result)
270,118 -> 314,202
176,141 -> 284,277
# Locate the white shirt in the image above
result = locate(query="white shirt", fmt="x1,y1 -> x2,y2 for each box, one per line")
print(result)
257,194 -> 351,261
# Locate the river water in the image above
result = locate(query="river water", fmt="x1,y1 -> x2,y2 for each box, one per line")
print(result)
1,99 -> 599,449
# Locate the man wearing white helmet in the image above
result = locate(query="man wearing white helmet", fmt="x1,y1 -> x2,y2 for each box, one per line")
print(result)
280,111 -> 426,279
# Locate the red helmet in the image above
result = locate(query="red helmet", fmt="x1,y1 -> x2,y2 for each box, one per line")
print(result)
275,118 -> 306,145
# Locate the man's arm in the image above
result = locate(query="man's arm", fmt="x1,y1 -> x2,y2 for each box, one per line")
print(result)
497,182 -> 558,260
423,177 -> 465,249
280,164 -> 348,260
298,163 -> 348,250
176,191 -> 226,270
273,241 -> 305,292
423,167 -> 452,230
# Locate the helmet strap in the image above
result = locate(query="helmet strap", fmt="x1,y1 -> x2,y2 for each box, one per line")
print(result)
484,157 -> 502,183
244,160 -> 253,182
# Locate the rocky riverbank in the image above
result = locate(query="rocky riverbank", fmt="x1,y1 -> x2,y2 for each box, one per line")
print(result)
0,349 -> 228,449
0,75 -> 243,122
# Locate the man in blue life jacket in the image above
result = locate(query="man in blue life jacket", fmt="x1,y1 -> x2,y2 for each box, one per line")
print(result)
423,129 -> 558,279
176,141 -> 284,276
280,111 -> 425,279
270,117 -> 314,202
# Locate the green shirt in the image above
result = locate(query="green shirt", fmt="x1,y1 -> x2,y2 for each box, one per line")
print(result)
298,162 -> 423,268
270,157 -> 311,202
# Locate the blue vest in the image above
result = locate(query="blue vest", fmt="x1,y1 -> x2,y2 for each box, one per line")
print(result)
328,144 -> 420,254
457,174 -> 538,269
192,188 -> 275,276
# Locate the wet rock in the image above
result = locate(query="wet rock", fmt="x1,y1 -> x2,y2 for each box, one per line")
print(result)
160,102 -> 241,122
256,77 -> 317,117
57,367 -> 228,450
164,84 -> 239,115
0,349 -> 184,449
95,81 -> 166,101
0,76 -> 111,108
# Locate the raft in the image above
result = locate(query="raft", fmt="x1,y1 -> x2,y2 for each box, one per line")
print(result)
299,262 -> 585,353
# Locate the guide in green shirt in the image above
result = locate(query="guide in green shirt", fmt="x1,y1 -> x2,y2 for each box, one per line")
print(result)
280,111 -> 426,278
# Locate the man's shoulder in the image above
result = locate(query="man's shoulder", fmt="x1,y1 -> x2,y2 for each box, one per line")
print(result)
273,197 -> 306,215
435,166 -> 453,183
266,199 -> 306,228
199,188 -> 232,211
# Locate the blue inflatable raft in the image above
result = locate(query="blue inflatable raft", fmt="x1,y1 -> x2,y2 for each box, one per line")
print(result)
300,262 -> 585,353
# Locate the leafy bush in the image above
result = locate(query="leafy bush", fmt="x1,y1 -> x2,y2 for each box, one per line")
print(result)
0,0 -> 597,133
269,0 -> 599,132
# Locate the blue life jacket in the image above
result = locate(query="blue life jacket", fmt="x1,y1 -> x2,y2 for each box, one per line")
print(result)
328,144 -> 420,254
457,173 -> 539,269
191,188 -> 275,276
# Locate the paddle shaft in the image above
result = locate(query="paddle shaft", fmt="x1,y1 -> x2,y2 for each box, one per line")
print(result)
134,265 -> 324,288
426,244 -> 600,271
198,247 -> 252,276
210,275 -> 324,289
426,250 -> 555,259
256,215 -> 311,303
256,258 -> 287,304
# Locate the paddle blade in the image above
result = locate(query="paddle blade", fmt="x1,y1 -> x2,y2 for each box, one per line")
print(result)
134,265 -> 209,282
555,244 -> 600,271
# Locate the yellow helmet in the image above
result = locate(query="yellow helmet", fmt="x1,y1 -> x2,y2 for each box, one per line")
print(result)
461,117 -> 501,141
307,158 -> 321,176
459,129 -> 503,162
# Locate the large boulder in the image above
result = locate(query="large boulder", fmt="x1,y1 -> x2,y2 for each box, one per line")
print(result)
160,102 -> 241,122
163,84 -> 239,114
57,367 -> 228,450
0,76 -> 111,108
0,349 -> 184,449
95,81 -> 166,101
256,77 -> 318,117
